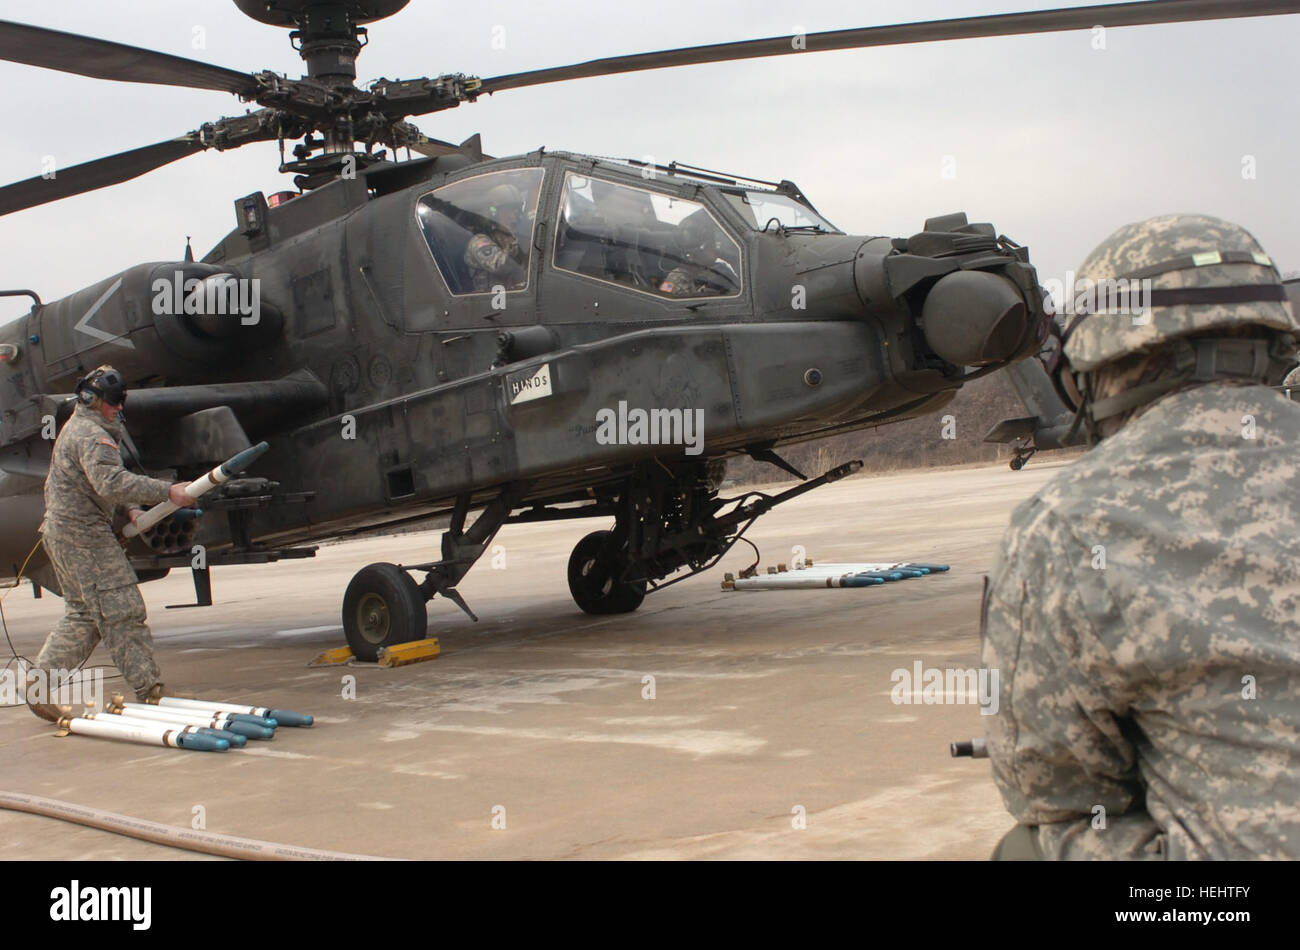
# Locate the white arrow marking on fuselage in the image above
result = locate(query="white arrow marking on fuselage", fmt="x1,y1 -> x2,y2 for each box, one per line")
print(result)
73,278 -> 134,350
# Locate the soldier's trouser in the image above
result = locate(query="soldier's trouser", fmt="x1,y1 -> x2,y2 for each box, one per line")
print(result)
35,534 -> 160,701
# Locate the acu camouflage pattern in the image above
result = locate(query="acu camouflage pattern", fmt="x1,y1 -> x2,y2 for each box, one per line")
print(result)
659,265 -> 712,298
1064,214 -> 1299,372
464,231 -> 524,293
981,381 -> 1300,859
36,402 -> 172,700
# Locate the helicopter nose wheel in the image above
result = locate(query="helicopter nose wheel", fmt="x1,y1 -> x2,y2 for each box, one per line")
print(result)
567,530 -> 647,615
1009,442 -> 1037,471
342,562 -> 428,662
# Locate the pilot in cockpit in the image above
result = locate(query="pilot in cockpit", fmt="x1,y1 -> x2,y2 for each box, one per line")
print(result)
659,209 -> 739,298
465,183 -> 530,293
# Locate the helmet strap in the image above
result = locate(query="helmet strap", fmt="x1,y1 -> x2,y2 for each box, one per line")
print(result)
1084,336 -> 1296,429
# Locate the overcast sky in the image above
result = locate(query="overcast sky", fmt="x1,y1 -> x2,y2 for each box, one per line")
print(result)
2,0 -> 1298,325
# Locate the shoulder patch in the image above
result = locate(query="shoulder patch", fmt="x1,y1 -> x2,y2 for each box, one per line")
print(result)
98,437 -> 118,448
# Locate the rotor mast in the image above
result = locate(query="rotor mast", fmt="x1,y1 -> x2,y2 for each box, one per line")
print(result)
233,0 -> 411,177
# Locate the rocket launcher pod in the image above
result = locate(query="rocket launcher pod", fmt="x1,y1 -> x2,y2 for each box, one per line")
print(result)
159,695 -> 312,726
122,441 -> 270,538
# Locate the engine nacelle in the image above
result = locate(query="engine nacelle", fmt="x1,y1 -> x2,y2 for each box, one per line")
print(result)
30,261 -> 283,388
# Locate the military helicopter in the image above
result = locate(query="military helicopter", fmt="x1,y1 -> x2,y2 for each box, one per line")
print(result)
0,0 -> 1295,661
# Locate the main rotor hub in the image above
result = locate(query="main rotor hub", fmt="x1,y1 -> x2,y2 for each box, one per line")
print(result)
233,0 -> 410,84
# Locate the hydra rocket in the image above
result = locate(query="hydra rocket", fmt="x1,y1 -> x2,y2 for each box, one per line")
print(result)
121,442 -> 271,539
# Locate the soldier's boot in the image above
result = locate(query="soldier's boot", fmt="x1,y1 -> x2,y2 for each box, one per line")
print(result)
136,682 -> 198,703
25,670 -> 71,724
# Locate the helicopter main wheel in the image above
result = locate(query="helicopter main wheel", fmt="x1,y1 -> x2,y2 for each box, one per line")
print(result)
342,562 -> 428,662
567,531 -> 646,615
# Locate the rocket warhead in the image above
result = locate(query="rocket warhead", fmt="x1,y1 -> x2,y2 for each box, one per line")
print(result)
224,721 -> 275,740
175,732 -> 230,752
267,709 -> 313,727
841,575 -> 887,587
220,441 -> 270,478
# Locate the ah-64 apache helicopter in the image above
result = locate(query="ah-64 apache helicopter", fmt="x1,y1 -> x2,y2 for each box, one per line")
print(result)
1,0 -> 1295,661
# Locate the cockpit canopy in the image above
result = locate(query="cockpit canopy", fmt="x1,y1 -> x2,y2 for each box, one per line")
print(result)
555,173 -> 741,299
720,189 -> 839,233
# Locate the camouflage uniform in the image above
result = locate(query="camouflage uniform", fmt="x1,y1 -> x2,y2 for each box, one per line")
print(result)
659,261 -> 738,298
464,232 -> 524,293
982,214 -> 1300,859
36,402 -> 173,700
659,265 -> 712,298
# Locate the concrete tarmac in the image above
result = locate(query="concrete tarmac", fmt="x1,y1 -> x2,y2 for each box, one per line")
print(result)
0,459 -> 1063,860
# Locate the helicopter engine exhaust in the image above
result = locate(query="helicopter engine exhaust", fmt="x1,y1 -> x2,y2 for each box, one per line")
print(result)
919,270 -> 1030,367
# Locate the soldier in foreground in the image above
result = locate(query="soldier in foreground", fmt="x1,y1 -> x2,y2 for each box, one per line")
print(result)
982,214 -> 1300,859
26,366 -> 195,722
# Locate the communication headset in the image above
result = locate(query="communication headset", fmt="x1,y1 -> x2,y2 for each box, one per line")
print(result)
74,366 -> 128,408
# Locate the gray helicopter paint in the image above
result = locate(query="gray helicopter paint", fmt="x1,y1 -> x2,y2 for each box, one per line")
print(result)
0,149 -> 1045,579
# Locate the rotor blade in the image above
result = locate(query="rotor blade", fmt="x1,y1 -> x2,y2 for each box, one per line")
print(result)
0,137 -> 205,216
0,20 -> 261,95
477,0 -> 1300,94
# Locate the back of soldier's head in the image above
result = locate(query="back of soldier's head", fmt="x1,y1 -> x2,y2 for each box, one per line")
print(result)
1061,213 -> 1298,436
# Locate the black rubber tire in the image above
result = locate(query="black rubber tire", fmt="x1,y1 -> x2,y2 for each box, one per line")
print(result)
567,530 -> 646,615
342,563 -> 428,662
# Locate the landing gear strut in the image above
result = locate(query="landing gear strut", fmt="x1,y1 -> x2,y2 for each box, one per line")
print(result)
565,457 -> 863,615
341,485 -> 525,659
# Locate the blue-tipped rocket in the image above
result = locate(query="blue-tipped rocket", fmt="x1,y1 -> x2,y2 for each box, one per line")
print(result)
159,696 -> 312,727
840,574 -> 888,587
123,442 -> 270,539
267,709 -> 312,727
63,713 -> 229,752
175,731 -> 230,751
856,571 -> 906,582
112,701 -> 274,740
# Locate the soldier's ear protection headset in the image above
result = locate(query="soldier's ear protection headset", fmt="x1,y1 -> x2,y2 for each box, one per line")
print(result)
75,367 -> 128,408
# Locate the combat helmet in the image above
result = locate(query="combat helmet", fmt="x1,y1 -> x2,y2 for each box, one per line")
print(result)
482,182 -> 525,221
75,364 -> 128,407
1053,214 -> 1298,429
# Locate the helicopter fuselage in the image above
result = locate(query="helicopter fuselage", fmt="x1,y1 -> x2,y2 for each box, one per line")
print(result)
0,149 -> 1045,587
